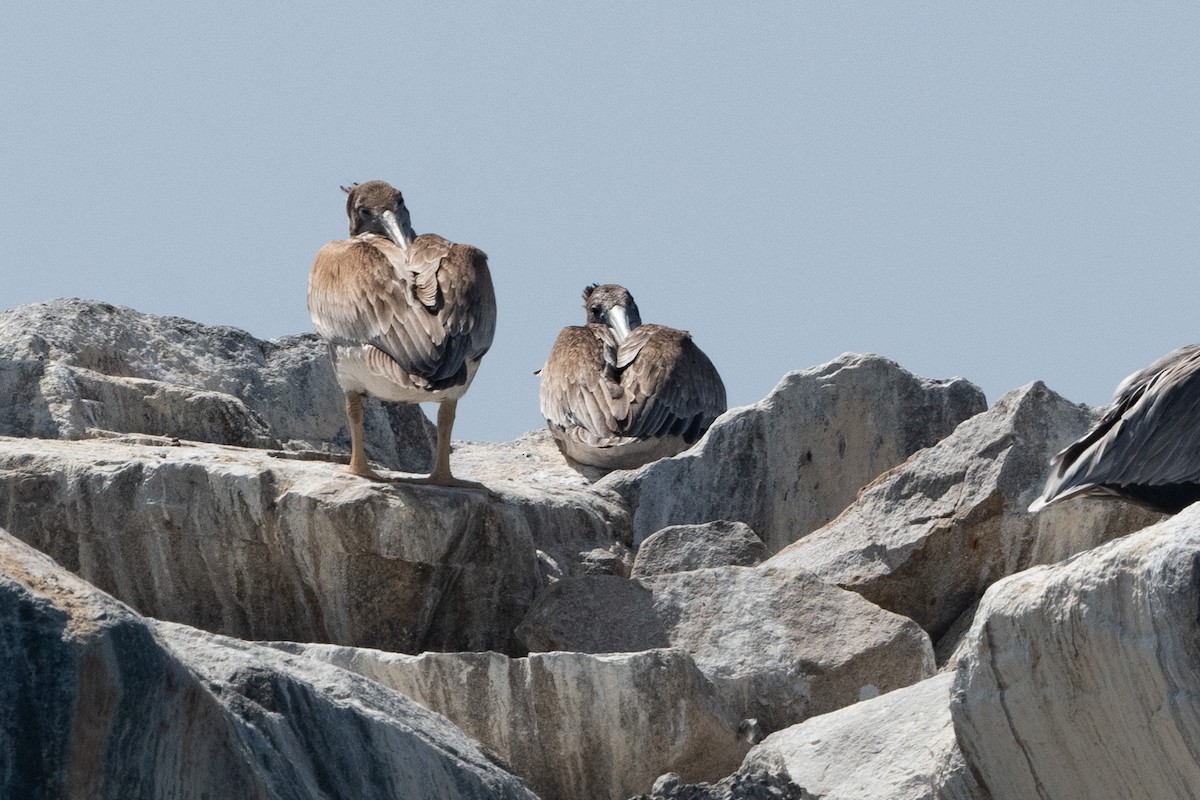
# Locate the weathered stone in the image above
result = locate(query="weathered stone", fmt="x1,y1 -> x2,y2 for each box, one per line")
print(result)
743,673 -> 984,800
278,644 -> 746,800
767,382 -> 1163,643
0,434 -> 630,654
517,576 -> 669,653
627,767 -> 813,800
0,527 -> 535,800
0,298 -> 435,471
632,521 -> 766,577
601,354 -> 986,552
516,566 -> 935,733
951,506 -> 1200,800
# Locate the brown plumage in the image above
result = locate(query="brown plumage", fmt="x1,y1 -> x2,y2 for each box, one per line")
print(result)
539,284 -> 726,469
308,180 -> 495,486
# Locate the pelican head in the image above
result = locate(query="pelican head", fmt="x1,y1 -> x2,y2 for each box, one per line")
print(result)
583,283 -> 642,343
343,180 -> 415,252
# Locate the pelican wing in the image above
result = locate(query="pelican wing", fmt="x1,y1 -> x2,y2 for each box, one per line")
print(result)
539,325 -> 631,443
308,233 -> 495,390
616,324 -> 727,444
1044,345 -> 1200,499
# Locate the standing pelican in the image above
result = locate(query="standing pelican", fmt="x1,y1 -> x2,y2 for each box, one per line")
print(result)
307,180 -> 496,487
539,284 -> 726,469
1030,345 -> 1200,513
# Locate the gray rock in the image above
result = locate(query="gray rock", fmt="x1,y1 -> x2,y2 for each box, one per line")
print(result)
767,382 -> 1163,644
518,575 -> 669,653
951,505 -> 1200,800
627,767 -> 813,800
601,353 -> 986,553
0,434 -> 630,654
516,566 -> 935,733
0,527 -> 535,800
632,521 -> 766,577
0,298 -> 434,471
743,673 -> 984,800
278,644 -> 747,800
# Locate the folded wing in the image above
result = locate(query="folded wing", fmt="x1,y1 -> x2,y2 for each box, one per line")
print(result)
1040,345 -> 1200,502
308,233 -> 495,391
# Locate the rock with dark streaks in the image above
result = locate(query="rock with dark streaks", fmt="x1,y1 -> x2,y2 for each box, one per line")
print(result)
0,298 -> 435,471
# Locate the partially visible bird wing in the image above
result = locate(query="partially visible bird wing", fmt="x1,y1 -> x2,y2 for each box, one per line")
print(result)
539,325 -> 631,443
307,233 -> 495,388
616,324 -> 727,443
1044,345 -> 1200,498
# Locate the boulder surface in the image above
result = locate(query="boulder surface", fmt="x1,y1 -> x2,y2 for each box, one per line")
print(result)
0,298 -> 435,471
602,354 -> 986,552
279,644 -> 747,800
743,673 -> 983,800
768,382 -> 1163,645
951,506 -> 1200,800
0,434 -> 629,654
516,566 -> 935,733
0,527 -> 535,800
631,520 -> 766,577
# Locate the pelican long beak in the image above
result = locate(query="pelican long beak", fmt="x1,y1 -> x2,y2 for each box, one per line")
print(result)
608,306 -> 633,343
379,209 -> 409,253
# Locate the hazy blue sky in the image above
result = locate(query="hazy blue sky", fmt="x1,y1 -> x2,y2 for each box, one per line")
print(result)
3,4 -> 1198,441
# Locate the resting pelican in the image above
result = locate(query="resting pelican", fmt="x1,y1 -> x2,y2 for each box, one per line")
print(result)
1030,345 -> 1200,513
307,180 -> 496,487
539,283 -> 726,469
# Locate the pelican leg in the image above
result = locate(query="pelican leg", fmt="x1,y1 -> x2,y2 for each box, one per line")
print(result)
429,399 -> 457,483
345,392 -> 382,480
415,400 -> 491,493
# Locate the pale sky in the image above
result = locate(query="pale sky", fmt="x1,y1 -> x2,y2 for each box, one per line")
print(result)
3,4 -> 1198,441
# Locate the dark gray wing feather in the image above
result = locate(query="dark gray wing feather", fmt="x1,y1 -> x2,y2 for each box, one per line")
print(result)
1041,345 -> 1200,500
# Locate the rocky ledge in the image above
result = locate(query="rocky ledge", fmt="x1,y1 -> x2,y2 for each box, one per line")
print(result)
0,299 -> 1189,800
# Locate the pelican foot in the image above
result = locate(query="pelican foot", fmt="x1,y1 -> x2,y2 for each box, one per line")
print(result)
411,474 -> 497,496
345,465 -> 389,482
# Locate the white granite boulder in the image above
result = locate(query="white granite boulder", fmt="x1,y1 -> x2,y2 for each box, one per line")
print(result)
0,434 -> 630,654
743,673 -> 983,800
950,506 -> 1200,800
632,521 -> 766,577
278,644 -> 748,800
0,298 -> 434,471
601,354 -> 986,552
516,566 -> 935,733
0,527 -> 535,800
767,382 -> 1163,649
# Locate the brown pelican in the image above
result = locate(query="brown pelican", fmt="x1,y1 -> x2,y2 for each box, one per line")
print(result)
1030,345 -> 1200,513
307,180 -> 496,487
538,283 -> 726,469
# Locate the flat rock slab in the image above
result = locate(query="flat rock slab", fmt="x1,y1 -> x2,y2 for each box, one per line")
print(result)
951,505 -> 1200,800
0,435 -> 630,654
0,527 -> 535,800
744,673 -> 983,800
602,353 -> 986,553
0,297 -> 434,471
280,644 -> 747,800
768,381 -> 1163,644
516,566 -> 935,733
